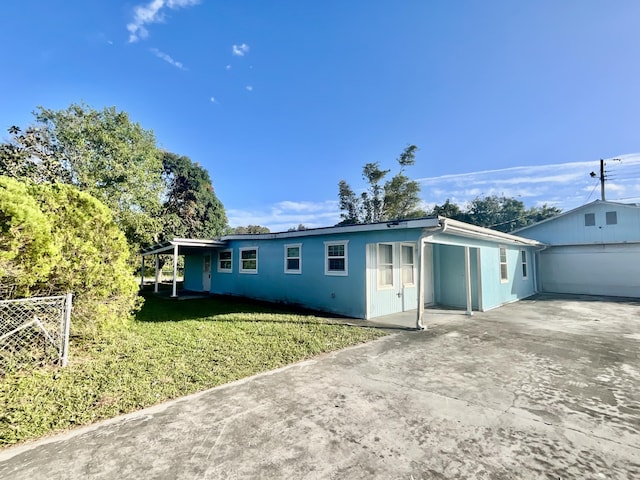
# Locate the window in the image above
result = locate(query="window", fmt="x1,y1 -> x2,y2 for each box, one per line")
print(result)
284,244 -> 302,274
378,243 -> 394,288
325,241 -> 348,276
218,249 -> 232,273
401,244 -> 415,285
499,247 -> 508,282
239,248 -> 258,273
521,250 -> 528,279
606,211 -> 617,225
204,255 -> 211,273
584,213 -> 595,226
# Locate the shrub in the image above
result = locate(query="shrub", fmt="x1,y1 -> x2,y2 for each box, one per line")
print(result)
0,176 -> 142,333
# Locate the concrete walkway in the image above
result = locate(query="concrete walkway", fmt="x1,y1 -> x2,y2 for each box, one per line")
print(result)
1,294 -> 639,479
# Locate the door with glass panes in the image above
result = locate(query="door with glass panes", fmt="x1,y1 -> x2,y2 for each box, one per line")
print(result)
366,242 -> 417,318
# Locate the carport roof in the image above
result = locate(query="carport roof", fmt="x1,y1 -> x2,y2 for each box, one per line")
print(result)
140,238 -> 226,256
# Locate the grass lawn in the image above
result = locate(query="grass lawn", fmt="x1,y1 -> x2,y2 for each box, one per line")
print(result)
0,294 -> 387,448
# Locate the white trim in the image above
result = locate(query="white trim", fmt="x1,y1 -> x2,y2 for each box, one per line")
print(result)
284,243 -> 302,274
217,249 -> 233,273
377,243 -> 394,289
239,247 -> 258,274
324,240 -> 349,276
223,218 -> 441,241
400,243 -> 416,287
499,246 -> 509,283
521,249 -> 529,279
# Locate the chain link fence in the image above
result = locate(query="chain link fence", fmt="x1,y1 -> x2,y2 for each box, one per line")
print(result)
0,294 -> 72,375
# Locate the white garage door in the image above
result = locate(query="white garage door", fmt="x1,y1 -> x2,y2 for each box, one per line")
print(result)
539,244 -> 640,298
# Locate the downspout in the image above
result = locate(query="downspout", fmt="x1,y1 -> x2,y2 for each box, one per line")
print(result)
416,222 -> 444,330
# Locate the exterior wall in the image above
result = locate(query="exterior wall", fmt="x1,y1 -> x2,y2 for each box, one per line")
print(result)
479,244 -> 536,310
181,224 -> 539,318
516,201 -> 640,245
209,229 -> 423,319
430,234 -> 536,311
539,244 -> 640,297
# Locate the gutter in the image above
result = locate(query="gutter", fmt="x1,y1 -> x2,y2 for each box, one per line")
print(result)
438,217 -> 544,247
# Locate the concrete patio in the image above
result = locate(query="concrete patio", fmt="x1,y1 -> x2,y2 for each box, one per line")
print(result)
1,293 -> 638,479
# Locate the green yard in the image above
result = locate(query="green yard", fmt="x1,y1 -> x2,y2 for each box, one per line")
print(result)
0,295 -> 386,447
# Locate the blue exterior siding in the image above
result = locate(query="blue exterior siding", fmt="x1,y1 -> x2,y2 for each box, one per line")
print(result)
210,234 -> 367,318
480,244 -> 535,310
178,219 -> 540,318
516,201 -> 640,244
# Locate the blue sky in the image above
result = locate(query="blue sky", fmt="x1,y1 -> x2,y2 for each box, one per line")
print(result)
2,1 -> 640,231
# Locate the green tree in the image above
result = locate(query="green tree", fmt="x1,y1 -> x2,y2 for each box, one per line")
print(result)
160,151 -> 227,240
525,204 -> 562,224
231,225 -> 271,234
0,176 -> 141,332
0,177 -> 60,297
338,145 -> 424,224
428,196 -> 562,232
431,199 -> 463,219
0,103 -> 165,250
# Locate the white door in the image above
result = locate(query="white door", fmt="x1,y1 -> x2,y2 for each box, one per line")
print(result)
202,255 -> 211,292
366,242 -> 418,318
423,243 -> 435,306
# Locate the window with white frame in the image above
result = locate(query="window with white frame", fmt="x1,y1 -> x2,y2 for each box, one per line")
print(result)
325,241 -> 348,276
606,211 -> 617,225
401,244 -> 415,285
521,250 -> 528,279
377,243 -> 394,288
499,247 -> 508,282
239,247 -> 258,273
284,244 -> 302,274
218,249 -> 232,273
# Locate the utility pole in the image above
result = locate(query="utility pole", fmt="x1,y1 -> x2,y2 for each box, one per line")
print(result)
599,158 -> 605,201
590,159 -> 607,201
589,158 -> 621,201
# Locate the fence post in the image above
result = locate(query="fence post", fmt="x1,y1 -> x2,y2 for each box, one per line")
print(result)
60,293 -> 73,367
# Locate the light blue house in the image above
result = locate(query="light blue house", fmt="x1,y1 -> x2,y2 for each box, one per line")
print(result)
514,200 -> 640,298
142,217 -> 543,328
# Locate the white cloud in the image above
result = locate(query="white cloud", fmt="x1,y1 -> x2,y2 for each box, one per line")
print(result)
232,43 -> 250,56
225,64 -> 231,70
228,201 -> 340,232
245,85 -> 253,92
210,97 -> 216,103
127,0 -> 200,43
418,154 -> 640,210
227,155 -> 640,232
150,48 -> 186,69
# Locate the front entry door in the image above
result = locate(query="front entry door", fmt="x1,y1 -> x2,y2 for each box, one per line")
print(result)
202,255 -> 211,292
366,242 -> 418,318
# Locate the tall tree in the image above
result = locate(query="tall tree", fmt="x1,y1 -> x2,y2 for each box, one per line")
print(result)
0,103 -> 165,249
429,196 -> 561,232
231,225 -> 271,234
161,151 -> 227,240
338,145 -> 424,224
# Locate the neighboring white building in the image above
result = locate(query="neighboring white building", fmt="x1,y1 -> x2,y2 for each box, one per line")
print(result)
514,200 -> 640,298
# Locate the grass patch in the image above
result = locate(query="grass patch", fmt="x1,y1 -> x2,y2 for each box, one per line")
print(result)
0,295 -> 387,448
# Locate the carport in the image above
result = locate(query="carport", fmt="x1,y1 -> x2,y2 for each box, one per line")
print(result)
140,238 -> 225,297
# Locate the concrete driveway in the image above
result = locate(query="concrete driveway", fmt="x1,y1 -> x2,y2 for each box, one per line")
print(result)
1,294 -> 639,479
